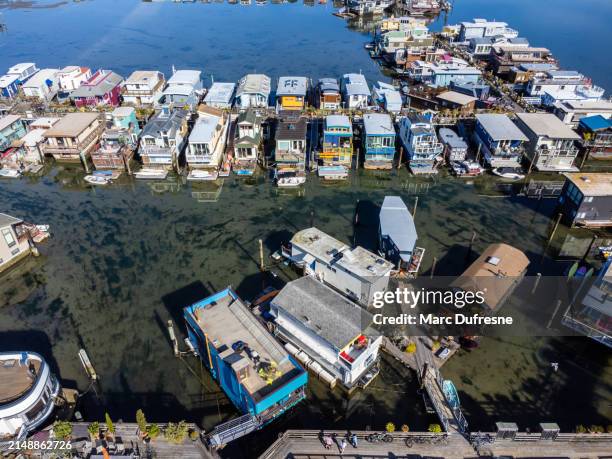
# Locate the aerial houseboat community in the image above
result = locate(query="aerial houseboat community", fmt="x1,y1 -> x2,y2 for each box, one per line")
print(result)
0,0 -> 611,458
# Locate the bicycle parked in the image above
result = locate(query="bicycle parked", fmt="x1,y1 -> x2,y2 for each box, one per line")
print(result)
366,432 -> 394,443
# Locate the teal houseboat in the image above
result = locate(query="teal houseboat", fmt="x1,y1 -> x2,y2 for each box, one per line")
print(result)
184,288 -> 308,446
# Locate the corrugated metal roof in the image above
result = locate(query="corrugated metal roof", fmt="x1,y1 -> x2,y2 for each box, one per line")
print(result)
236,74 -> 271,97
579,115 -> 612,132
204,82 -> 236,104
380,196 -> 417,259
476,114 -> 528,141
363,113 -> 394,136
0,213 -> 22,228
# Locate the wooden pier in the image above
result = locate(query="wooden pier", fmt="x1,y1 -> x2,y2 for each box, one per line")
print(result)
260,429 -> 612,459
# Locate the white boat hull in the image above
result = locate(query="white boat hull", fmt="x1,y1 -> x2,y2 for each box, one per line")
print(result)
134,169 -> 169,180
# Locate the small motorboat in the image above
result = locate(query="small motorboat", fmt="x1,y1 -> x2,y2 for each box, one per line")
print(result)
277,176 -> 306,188
0,168 -> 21,178
35,225 -> 50,233
187,169 -> 218,181
84,175 -> 110,185
492,167 -> 525,180
134,169 -> 169,180
364,42 -> 376,50
318,165 -> 349,180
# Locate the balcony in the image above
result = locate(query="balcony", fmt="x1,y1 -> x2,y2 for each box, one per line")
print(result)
339,335 -> 369,365
44,122 -> 104,156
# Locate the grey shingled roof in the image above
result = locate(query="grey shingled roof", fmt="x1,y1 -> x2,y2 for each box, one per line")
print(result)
272,276 -> 371,349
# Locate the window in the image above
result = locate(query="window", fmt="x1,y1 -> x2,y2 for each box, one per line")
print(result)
584,196 -> 593,203
2,228 -> 16,248
577,212 -> 586,219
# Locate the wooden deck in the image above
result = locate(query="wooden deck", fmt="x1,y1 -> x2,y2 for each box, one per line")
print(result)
66,422 -> 219,459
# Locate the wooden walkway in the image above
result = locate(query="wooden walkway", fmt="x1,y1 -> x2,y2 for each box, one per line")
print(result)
259,430 -> 474,459
260,430 -> 612,459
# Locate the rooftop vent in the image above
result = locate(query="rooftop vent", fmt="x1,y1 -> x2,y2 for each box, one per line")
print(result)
486,256 -> 501,266
367,265 -> 376,273
580,176 -> 591,183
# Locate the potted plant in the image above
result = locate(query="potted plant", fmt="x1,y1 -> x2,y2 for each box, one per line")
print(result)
105,412 -> 116,440
87,422 -> 100,441
164,421 -> 189,444
385,422 -> 396,433
53,420 -> 72,441
401,424 -> 409,432
428,423 -> 442,433
136,409 -> 148,439
146,423 -> 160,442
404,342 -> 416,354
189,429 -> 200,442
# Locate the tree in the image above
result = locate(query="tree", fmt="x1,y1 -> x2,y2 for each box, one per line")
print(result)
428,424 -> 442,433
575,425 -> 587,433
405,342 -> 417,354
53,421 -> 72,440
401,424 -> 410,432
105,412 -> 115,435
431,341 -> 441,352
136,409 -> 147,434
385,422 -> 396,433
164,421 -> 189,444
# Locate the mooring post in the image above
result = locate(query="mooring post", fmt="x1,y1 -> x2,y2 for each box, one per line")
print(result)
412,196 -> 419,218
259,239 -> 265,272
430,257 -> 437,279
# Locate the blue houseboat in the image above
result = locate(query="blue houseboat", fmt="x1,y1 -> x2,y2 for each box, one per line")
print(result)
0,74 -> 20,99
184,288 -> 308,446
363,113 -> 396,169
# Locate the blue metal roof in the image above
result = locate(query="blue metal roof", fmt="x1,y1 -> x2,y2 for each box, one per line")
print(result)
580,115 -> 612,132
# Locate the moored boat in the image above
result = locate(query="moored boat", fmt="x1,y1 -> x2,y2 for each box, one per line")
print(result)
84,175 -> 111,185
134,168 -> 169,180
318,165 -> 349,180
0,168 -> 21,178
187,169 -> 219,181
492,167 -> 525,180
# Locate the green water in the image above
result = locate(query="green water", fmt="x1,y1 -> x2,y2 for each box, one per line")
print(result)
0,166 -> 610,456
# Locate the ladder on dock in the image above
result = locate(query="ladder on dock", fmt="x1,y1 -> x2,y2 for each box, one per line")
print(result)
205,414 -> 261,448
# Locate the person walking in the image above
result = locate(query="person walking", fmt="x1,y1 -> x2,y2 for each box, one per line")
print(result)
339,438 -> 347,454
350,433 -> 358,448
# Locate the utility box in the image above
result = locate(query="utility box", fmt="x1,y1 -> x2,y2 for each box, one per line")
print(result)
495,422 -> 519,440
539,423 -> 560,440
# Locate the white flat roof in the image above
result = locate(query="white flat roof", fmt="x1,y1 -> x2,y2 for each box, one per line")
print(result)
7,63 -> 36,75
516,113 -> 580,139
363,113 -> 394,136
277,76 -> 308,96
476,114 -> 528,141
189,115 -> 221,144
167,70 -> 201,86
22,69 -> 58,88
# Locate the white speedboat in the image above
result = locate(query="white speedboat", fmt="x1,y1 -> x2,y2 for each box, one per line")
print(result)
187,169 -> 218,181
492,167 -> 525,180
84,175 -> 110,185
134,169 -> 169,180
0,168 -> 21,178
277,176 -> 306,188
